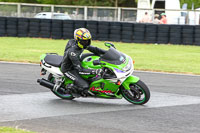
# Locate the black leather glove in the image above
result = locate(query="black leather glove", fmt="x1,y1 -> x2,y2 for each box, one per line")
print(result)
91,69 -> 103,75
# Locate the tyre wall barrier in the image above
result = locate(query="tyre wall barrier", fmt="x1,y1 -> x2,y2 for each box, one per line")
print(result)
0,17 -> 200,46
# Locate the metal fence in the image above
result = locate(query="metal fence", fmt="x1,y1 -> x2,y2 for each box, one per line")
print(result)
0,2 -> 200,25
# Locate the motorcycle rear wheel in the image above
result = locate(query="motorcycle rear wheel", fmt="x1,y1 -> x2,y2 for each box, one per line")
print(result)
48,74 -> 75,100
121,80 -> 150,105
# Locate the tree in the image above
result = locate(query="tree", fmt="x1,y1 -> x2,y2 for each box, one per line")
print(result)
109,0 -> 136,7
36,0 -> 57,4
180,0 -> 200,9
0,0 -> 138,7
0,0 -> 37,2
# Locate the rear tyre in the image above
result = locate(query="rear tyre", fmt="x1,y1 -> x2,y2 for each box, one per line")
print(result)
48,74 -> 75,100
121,80 -> 150,105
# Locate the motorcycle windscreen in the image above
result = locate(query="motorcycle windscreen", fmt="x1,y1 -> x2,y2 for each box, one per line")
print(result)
100,47 -> 126,65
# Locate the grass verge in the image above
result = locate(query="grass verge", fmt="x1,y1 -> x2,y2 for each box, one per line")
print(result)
0,127 -> 36,133
0,37 -> 200,75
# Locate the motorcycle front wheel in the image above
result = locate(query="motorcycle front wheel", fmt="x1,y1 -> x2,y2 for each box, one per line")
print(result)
121,80 -> 150,105
48,74 -> 75,100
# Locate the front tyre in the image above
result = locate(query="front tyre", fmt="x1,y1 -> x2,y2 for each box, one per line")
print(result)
48,74 -> 75,100
121,80 -> 150,105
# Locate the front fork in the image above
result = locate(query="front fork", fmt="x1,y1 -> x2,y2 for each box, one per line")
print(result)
121,75 -> 140,90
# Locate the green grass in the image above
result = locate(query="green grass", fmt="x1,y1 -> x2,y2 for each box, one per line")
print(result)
0,37 -> 200,75
0,127 -> 36,133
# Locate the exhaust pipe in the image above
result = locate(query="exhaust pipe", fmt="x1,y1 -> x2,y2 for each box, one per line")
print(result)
37,78 -> 67,93
37,78 -> 54,90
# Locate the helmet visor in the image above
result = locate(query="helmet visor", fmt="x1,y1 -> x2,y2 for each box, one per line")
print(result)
79,39 -> 91,48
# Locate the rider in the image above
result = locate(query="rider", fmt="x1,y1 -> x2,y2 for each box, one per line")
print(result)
60,28 -> 105,96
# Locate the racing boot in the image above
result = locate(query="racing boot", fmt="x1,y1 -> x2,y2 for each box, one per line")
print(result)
72,85 -> 89,97
66,84 -> 81,98
79,89 -> 89,97
66,84 -> 90,97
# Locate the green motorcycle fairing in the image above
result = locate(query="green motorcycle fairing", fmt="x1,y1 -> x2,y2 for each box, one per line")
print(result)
40,54 -> 46,61
122,75 -> 139,90
81,55 -> 122,98
41,53 -> 140,99
80,54 -> 139,99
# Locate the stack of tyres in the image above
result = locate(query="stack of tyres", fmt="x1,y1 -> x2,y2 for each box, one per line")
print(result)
133,23 -> 145,43
6,17 -> 18,37
157,25 -> 169,44
86,21 -> 98,40
51,20 -> 62,39
18,18 -> 29,37
194,26 -> 200,46
109,22 -> 121,42
29,18 -> 40,37
169,25 -> 182,44
182,25 -> 194,45
0,17 -> 6,36
40,19 -> 51,38
121,22 -> 133,43
63,20 -> 74,39
74,20 -> 86,29
145,24 -> 157,43
97,21 -> 109,41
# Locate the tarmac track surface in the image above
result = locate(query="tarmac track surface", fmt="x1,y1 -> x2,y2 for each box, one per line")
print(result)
0,62 -> 200,133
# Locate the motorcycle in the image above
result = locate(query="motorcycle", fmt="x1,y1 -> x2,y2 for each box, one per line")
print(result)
37,42 -> 150,105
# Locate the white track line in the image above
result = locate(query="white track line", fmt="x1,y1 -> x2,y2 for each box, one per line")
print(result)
0,91 -> 200,122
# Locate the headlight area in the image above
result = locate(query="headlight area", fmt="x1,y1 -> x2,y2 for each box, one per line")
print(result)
122,57 -> 133,72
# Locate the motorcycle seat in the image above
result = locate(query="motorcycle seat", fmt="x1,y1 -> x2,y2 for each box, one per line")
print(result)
44,54 -> 63,67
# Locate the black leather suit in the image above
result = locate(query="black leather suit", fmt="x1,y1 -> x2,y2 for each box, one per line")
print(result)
61,39 -> 105,91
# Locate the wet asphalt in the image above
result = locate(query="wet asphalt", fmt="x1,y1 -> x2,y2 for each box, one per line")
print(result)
0,62 -> 200,133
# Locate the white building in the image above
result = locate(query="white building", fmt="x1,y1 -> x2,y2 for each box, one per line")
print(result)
136,0 -> 200,25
